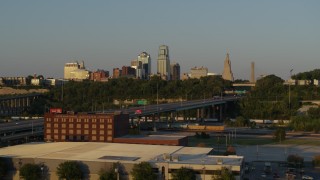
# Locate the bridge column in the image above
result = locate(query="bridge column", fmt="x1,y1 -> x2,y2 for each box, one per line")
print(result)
197,109 -> 200,121
219,104 -> 223,121
170,112 -> 175,123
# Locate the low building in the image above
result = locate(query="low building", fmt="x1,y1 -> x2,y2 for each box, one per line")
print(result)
45,78 -> 64,86
190,67 -> 208,79
44,112 -> 129,143
0,142 -> 244,180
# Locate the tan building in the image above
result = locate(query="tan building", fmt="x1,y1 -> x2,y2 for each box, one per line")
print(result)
113,68 -> 122,78
0,142 -> 244,180
222,52 -> 234,81
190,66 -> 208,79
64,61 -> 90,81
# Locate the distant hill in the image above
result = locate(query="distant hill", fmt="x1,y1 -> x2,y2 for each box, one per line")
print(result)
0,87 -> 48,95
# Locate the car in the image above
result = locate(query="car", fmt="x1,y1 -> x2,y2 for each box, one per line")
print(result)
261,173 -> 267,178
302,175 -> 314,180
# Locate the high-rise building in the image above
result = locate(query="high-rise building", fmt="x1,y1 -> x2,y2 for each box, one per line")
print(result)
170,63 -> 180,80
91,70 -> 109,82
121,66 -> 136,78
157,45 -> 170,80
113,68 -> 122,78
190,66 -> 208,79
137,52 -> 151,79
222,52 -> 234,81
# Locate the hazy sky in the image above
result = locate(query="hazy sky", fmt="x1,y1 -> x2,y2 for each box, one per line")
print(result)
1,1 -> 319,80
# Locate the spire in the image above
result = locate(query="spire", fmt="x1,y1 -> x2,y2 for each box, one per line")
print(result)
222,50 -> 234,81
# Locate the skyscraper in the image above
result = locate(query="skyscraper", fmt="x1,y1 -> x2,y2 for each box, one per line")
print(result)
222,52 -> 234,81
170,63 -> 180,80
157,45 -> 170,80
137,52 -> 151,79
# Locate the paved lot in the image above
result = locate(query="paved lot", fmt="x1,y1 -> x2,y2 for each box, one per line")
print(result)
236,144 -> 320,162
237,144 -> 320,180
243,161 -> 320,180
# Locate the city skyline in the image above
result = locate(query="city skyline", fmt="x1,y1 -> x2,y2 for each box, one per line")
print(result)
1,1 -> 319,80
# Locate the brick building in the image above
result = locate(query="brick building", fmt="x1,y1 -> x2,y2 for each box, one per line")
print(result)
44,112 -> 129,142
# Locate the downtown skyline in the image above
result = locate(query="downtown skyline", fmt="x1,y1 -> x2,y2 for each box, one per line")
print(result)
1,1 -> 319,80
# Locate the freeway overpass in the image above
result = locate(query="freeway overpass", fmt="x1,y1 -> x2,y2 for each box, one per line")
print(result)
0,119 -> 44,146
105,96 -> 241,120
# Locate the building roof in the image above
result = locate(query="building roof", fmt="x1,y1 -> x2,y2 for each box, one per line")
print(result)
0,142 -> 243,166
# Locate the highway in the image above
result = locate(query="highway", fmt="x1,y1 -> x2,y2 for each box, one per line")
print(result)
0,119 -> 44,145
108,96 -> 240,118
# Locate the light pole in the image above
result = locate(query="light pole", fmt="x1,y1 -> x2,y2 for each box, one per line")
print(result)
114,167 -> 119,180
289,69 -> 293,116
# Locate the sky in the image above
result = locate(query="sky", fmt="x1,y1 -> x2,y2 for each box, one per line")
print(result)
0,0 -> 319,80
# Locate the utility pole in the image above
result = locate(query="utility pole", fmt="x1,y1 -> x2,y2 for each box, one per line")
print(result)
289,69 -> 293,115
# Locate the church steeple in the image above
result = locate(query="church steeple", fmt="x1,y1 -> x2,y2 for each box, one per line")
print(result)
222,51 -> 234,81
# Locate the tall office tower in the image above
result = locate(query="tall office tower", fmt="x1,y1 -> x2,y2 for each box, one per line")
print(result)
170,63 -> 180,80
137,52 -> 151,79
222,52 -> 234,81
157,45 -> 170,80
250,62 -> 255,83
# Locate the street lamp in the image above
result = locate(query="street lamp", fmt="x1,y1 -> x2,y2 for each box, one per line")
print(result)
289,69 -> 293,115
114,167 -> 119,180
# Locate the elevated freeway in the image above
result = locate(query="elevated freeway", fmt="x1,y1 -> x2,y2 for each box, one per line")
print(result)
126,96 -> 239,117
0,119 -> 44,146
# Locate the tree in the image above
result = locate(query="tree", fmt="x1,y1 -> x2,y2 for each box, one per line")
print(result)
0,158 -> 7,178
19,163 -> 41,180
56,161 -> 83,180
171,167 -> 196,180
130,162 -> 156,180
99,163 -> 118,180
273,128 -> 286,142
312,155 -> 320,167
212,167 -> 235,180
287,154 -> 304,168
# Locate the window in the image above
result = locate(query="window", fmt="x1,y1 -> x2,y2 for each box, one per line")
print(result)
100,124 -> 105,129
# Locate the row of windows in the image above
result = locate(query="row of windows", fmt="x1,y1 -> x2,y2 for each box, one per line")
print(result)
46,135 -> 112,142
46,124 -> 113,129
46,129 -> 113,135
46,118 -> 113,123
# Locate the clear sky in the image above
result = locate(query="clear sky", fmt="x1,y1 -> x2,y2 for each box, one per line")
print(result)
1,0 -> 319,80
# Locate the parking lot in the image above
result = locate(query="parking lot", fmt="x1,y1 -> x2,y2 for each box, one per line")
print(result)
243,161 -> 320,180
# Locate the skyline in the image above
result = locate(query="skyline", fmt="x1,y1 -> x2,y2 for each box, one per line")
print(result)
1,1 -> 319,80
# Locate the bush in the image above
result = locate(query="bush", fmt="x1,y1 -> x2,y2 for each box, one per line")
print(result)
224,146 -> 236,156
312,155 -> 320,167
20,163 -> 41,180
56,161 -> 83,180
273,128 -> 286,142
0,158 -> 7,178
287,154 -> 304,167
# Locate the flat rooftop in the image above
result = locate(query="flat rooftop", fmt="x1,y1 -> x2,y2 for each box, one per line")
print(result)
0,142 -> 243,165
